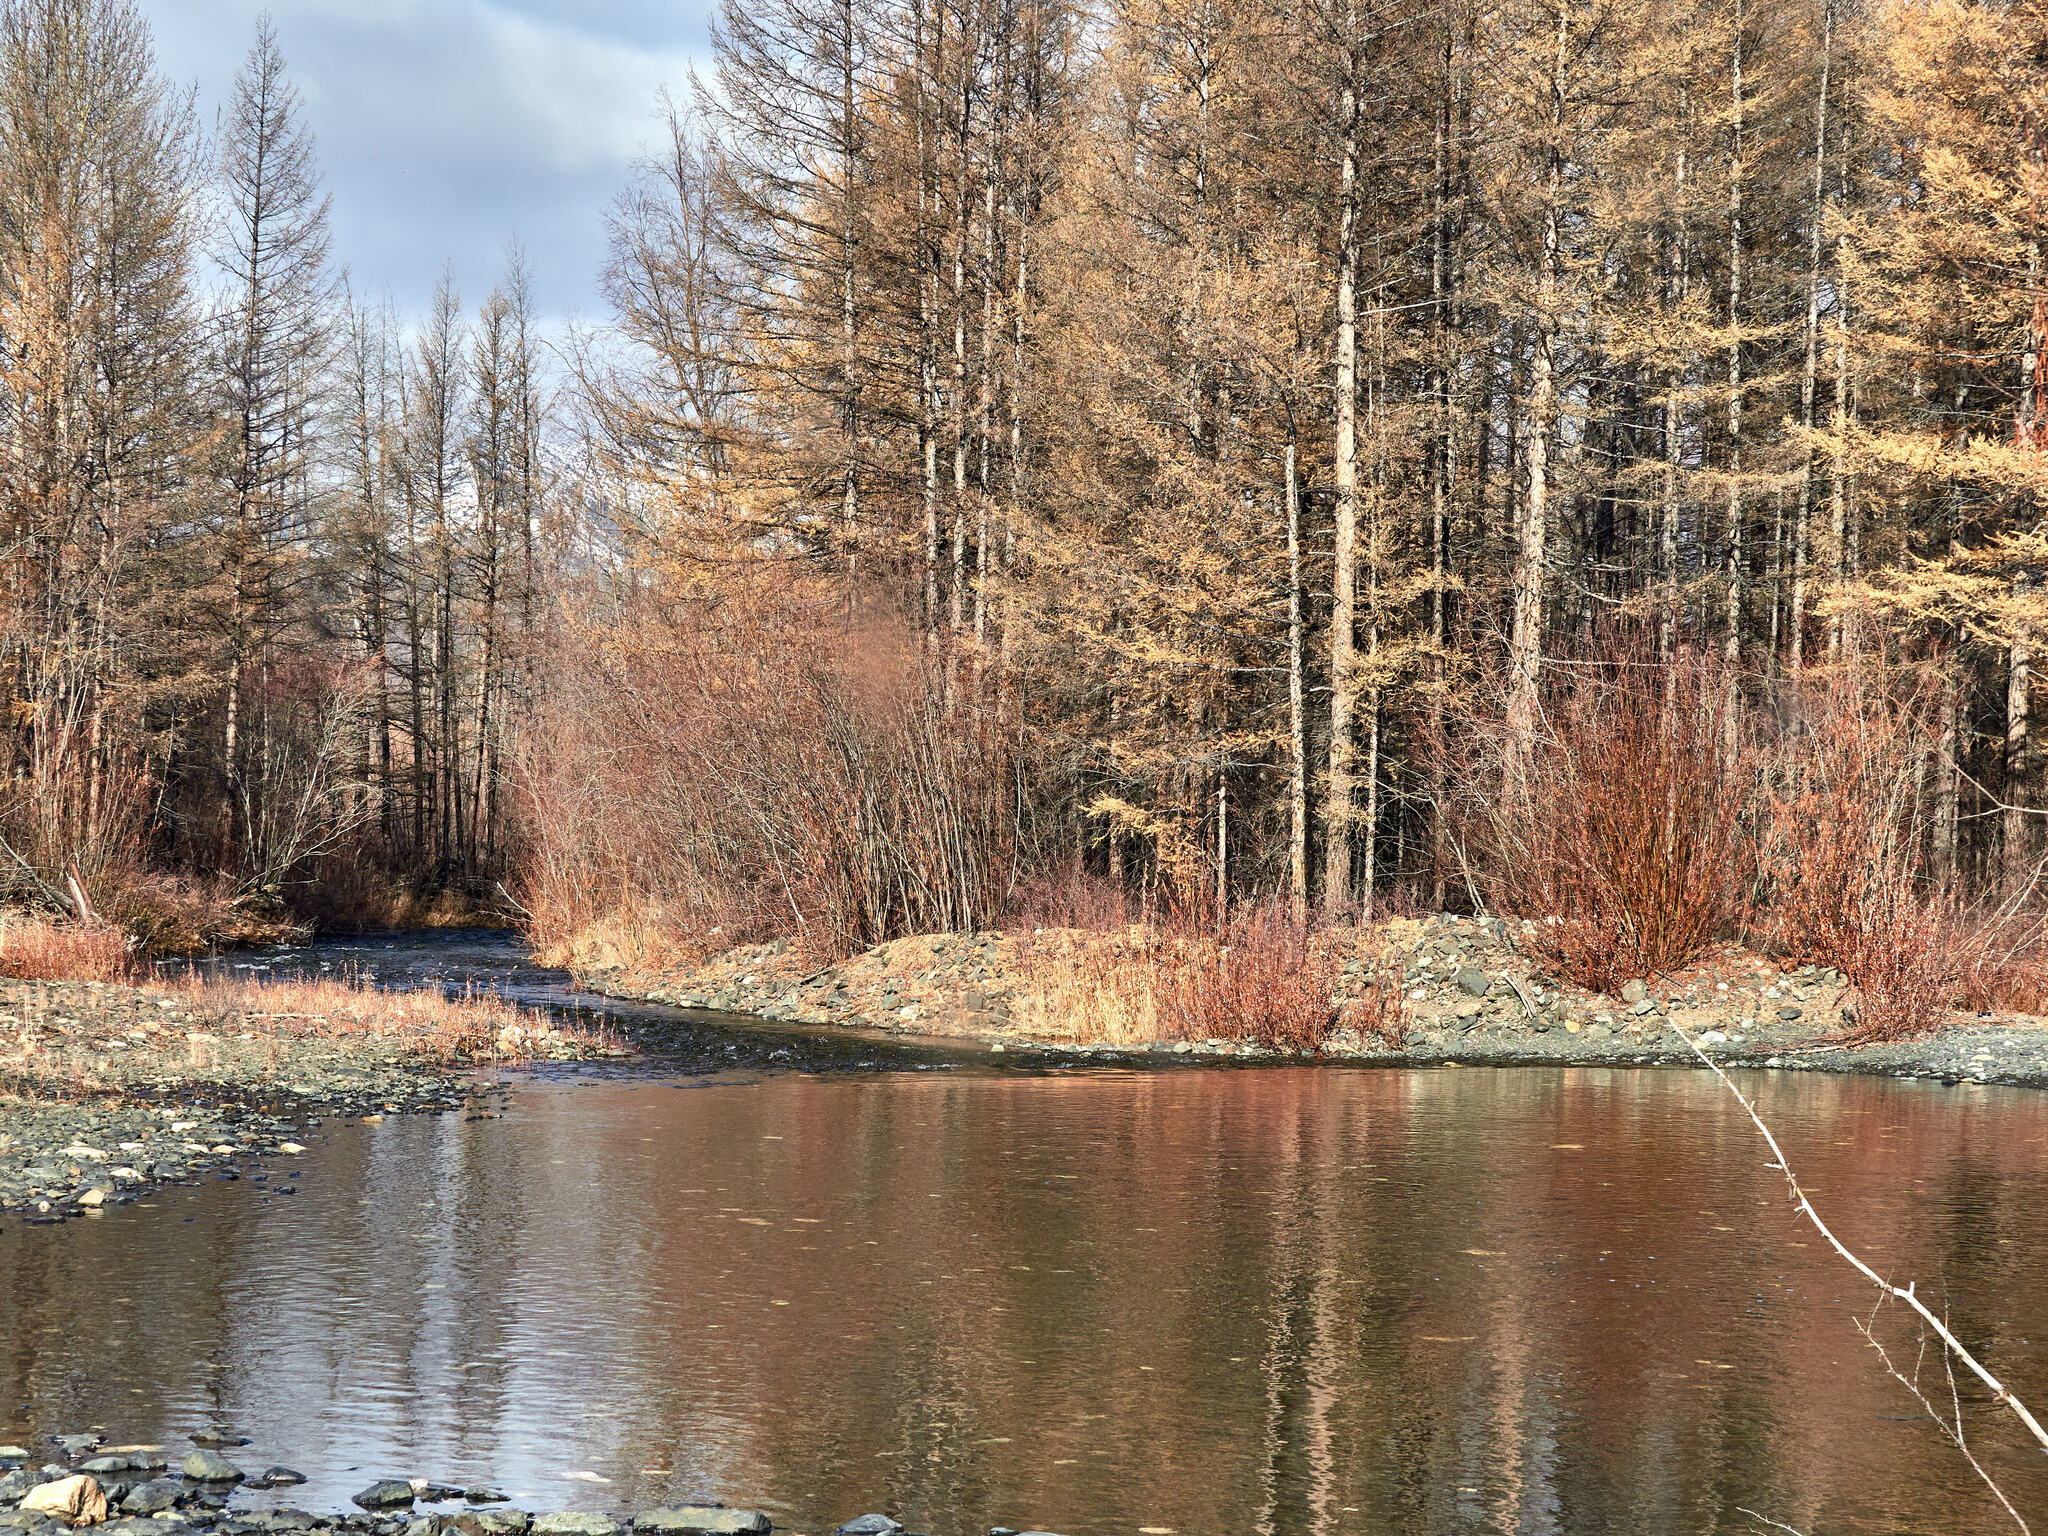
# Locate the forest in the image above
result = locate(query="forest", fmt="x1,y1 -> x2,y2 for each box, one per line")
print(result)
5,0 -> 2047,1015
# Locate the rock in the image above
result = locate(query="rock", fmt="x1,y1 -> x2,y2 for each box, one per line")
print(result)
250,1470 -> 308,1490
460,1492 -> 509,1507
1698,1029 -> 1729,1045
75,1189 -> 105,1207
353,1485 -> 418,1512
1778,1006 -> 1802,1021
47,1441 -> 100,1459
531,1517 -> 623,1536
177,1453 -> 240,1485
118,1484 -> 180,1516
0,1476 -> 38,1505
450,1513 -> 529,1536
0,1452 -> 28,1464
835,1520 -> 903,1536
1621,979 -> 1649,1004
405,1519 -> 445,1536
21,1474 -> 108,1525
633,1513 -> 770,1536
187,1435 -> 248,1450
416,1487 -> 465,1505
1453,968 -> 1490,997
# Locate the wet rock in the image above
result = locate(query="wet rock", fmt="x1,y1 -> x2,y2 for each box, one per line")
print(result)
119,1482 -> 181,1515
835,1520 -> 904,1536
449,1512 -> 528,1536
530,1516 -> 623,1536
47,1439 -> 101,1458
633,1513 -> 770,1536
179,1453 -> 242,1485
459,1493 -> 508,1508
188,1436 -> 249,1451
249,1470 -> 308,1490
0,1451 -> 28,1464
21,1473 -> 108,1524
353,1485 -> 417,1512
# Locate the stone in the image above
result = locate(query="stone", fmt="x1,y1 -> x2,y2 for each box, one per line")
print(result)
21,1474 -> 108,1525
449,1513 -> 529,1536
352,1486 -> 417,1513
1453,968 -> 1490,997
1620,979 -> 1649,1005
0,1476 -> 37,1505
1778,1006 -> 1802,1021
0,1453 -> 28,1464
177,1455 -> 239,1486
186,1437 -> 247,1451
1698,1029 -> 1729,1045
459,1493 -> 508,1507
835,1520 -> 903,1536
118,1484 -> 180,1516
249,1471 -> 307,1490
530,1517 -> 622,1536
633,1513 -> 770,1536
404,1519 -> 444,1536
47,1442 -> 100,1460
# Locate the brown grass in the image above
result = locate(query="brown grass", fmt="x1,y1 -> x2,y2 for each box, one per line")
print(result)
0,916 -> 133,981
159,970 -> 620,1063
1016,902 -> 1345,1049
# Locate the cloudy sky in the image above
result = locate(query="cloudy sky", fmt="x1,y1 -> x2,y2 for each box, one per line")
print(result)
145,0 -> 711,326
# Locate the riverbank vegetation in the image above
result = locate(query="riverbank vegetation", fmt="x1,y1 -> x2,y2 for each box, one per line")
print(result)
5,0 -> 2048,1042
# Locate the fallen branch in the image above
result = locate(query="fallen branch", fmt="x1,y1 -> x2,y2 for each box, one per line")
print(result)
1668,1017 -> 2048,1468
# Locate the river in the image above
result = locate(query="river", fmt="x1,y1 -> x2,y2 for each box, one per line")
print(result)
2,931 -> 2044,1535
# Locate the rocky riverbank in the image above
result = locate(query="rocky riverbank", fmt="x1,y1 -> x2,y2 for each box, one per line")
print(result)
0,1437 -> 1043,1536
580,914 -> 2048,1088
0,975 -> 620,1224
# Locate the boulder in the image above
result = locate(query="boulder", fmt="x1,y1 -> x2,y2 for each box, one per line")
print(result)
634,1513 -> 771,1536
116,1483 -> 180,1516
531,1516 -> 624,1536
177,1453 -> 240,1485
20,1474 -> 108,1525
353,1483 -> 419,1511
450,1512 -> 529,1536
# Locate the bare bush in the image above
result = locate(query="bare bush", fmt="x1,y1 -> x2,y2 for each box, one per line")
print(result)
1758,660 -> 2045,1041
511,578 -> 1021,965
1455,635 -> 1749,991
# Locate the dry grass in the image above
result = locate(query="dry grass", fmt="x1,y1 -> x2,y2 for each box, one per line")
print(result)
1015,903 -> 1345,1050
159,970 -> 620,1063
0,916 -> 133,981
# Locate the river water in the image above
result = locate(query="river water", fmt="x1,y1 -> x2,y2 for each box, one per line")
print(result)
3,933 -> 2046,1535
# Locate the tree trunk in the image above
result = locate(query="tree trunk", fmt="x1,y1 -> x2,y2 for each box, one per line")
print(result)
1324,10 -> 1361,915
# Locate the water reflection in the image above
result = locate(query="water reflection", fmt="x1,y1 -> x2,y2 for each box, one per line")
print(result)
2,1066 -> 2044,1536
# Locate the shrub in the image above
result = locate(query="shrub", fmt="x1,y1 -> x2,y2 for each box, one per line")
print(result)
1457,635 -> 1750,992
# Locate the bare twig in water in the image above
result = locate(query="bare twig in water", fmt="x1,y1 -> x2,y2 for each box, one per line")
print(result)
1854,1300 -> 2032,1534
1735,1509 -> 1807,1536
1669,1018 -> 2046,1529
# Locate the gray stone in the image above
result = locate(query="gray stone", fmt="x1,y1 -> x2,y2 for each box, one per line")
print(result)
1620,979 -> 1649,1005
450,1513 -> 529,1536
353,1485 -> 418,1512
252,1470 -> 308,1490
405,1519 -> 445,1536
1453,968 -> 1490,997
48,1439 -> 100,1458
82,1457 -> 153,1475
0,1451 -> 27,1463
180,1452 -> 243,1484
835,1521 -> 903,1536
0,1472 -> 38,1503
531,1517 -> 623,1536
634,1513 -> 770,1536
1778,1006 -> 1803,1021
189,1435 -> 249,1450
460,1492 -> 508,1507
121,1482 -> 183,1515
